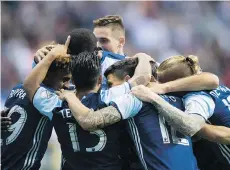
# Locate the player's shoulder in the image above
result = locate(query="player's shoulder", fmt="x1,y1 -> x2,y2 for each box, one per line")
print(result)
81,92 -> 106,110
183,91 -> 211,99
101,51 -> 125,63
6,83 -> 28,103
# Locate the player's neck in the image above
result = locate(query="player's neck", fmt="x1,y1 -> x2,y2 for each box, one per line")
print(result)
117,48 -> 124,56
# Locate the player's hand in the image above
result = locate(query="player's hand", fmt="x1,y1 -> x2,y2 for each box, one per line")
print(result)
131,85 -> 161,103
133,53 -> 155,63
1,108 -> 12,132
34,43 -> 56,63
56,89 -> 75,101
147,82 -> 167,94
48,36 -> 71,59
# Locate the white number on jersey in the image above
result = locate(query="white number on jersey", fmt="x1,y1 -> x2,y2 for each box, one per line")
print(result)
2,105 -> 27,145
67,123 -> 107,152
159,115 -> 189,146
222,95 -> 230,111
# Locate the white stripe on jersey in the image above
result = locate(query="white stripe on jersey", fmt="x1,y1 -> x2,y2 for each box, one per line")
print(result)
128,118 -> 148,170
22,116 -> 48,170
218,144 -> 230,164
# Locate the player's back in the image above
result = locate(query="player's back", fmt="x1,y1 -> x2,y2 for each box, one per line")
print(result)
204,85 -> 230,166
127,95 -> 197,170
208,85 -> 230,127
182,87 -> 230,167
1,83 -> 53,170
52,92 -> 123,170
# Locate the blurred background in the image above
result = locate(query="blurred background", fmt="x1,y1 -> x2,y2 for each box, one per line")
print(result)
1,1 -> 230,169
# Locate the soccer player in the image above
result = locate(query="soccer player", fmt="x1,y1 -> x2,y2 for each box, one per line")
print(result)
59,58 -> 198,170
139,55 -> 230,169
25,42 -> 146,169
1,28 -> 98,170
93,15 -> 219,94
93,15 -> 125,55
1,43 -> 66,170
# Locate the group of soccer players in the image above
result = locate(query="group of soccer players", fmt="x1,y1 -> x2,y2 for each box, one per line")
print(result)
1,15 -> 230,170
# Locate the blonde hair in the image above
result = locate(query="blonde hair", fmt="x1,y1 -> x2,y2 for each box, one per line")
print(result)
157,55 -> 201,83
93,15 -> 125,36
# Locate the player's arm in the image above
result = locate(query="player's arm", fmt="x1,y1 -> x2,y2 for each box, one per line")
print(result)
32,43 -> 55,68
57,90 -> 121,131
197,124 -> 230,145
149,72 -> 219,94
1,109 -> 11,132
131,85 -> 207,137
132,86 -> 230,144
128,53 -> 153,87
24,37 -> 70,101
57,90 -> 142,131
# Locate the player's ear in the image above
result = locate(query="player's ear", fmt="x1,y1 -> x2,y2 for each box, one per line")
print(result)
98,75 -> 102,85
124,75 -> 131,81
119,37 -> 125,47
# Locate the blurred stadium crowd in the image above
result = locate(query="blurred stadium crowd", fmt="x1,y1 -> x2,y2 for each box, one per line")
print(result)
1,1 -> 230,169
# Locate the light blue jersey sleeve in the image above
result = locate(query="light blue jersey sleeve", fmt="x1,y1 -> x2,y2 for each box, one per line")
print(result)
32,61 -> 37,68
183,92 -> 215,121
109,93 -> 143,119
101,82 -> 131,105
100,51 -> 125,90
33,86 -> 62,120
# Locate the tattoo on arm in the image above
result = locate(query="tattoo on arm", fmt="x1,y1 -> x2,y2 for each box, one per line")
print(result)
78,106 -> 121,131
129,75 -> 149,87
151,98 -> 205,137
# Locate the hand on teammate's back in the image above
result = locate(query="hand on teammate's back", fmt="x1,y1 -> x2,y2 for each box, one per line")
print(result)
1,109 -> 11,132
56,89 -> 75,101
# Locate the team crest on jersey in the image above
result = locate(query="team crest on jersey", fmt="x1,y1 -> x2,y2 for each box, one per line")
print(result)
40,89 -> 53,99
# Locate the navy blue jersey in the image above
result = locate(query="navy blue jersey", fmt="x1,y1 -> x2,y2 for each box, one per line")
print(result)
183,86 -> 230,166
1,84 -> 53,170
208,86 -> 230,165
208,85 -> 230,127
198,86 -> 230,166
111,94 -> 198,170
52,93 -> 123,170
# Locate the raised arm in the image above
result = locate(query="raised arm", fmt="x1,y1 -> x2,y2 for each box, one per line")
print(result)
131,85 -> 230,144
149,72 -> 219,94
128,53 -> 153,87
24,37 -> 70,101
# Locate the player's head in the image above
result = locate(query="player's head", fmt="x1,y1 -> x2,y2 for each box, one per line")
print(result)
44,53 -> 71,90
44,29 -> 97,90
157,55 -> 202,83
104,58 -> 158,88
68,28 -> 97,55
71,51 -> 101,91
93,15 -> 125,54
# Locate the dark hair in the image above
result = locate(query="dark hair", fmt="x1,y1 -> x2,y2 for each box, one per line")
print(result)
71,51 -> 101,91
68,28 -> 97,55
48,57 -> 71,74
104,58 -> 158,80
104,58 -> 138,80
93,15 -> 125,36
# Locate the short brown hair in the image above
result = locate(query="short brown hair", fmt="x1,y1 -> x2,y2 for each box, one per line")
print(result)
157,55 -> 201,83
93,15 -> 125,35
